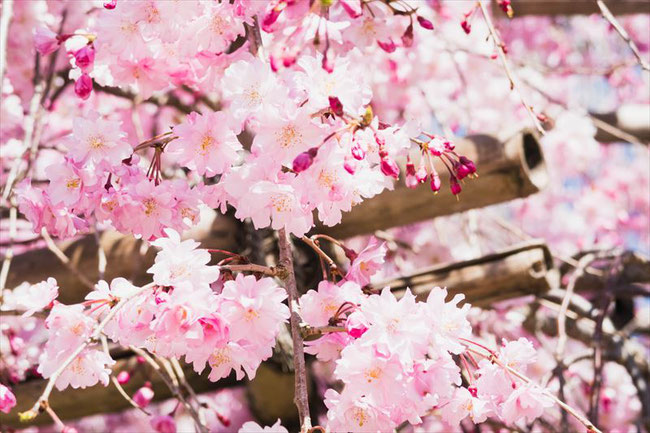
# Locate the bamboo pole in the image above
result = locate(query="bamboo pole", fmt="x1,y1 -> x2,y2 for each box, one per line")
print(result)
319,129 -> 548,239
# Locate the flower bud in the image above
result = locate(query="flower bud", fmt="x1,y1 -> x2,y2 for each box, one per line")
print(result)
216,412 -> 231,427
377,39 -> 396,53
345,312 -> 369,339
343,160 -> 357,175
351,142 -> 365,160
450,176 -> 462,195
405,161 -> 418,189
74,45 -> 95,73
417,16 -> 434,30
340,0 -> 362,18
401,23 -> 414,47
292,148 -> 318,173
380,158 -> 399,179
62,427 -> 78,433
262,2 -> 286,32
74,74 -> 93,100
133,384 -> 154,408
415,163 -> 428,183
34,27 -> 60,56
461,20 -> 471,34
116,371 -> 130,385
151,415 -> 176,433
103,0 -> 117,9
328,96 -> 344,117
430,172 -> 441,193
0,384 -> 16,414
459,156 -> 476,175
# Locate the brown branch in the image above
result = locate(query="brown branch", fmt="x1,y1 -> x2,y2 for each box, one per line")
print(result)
41,228 -> 95,291
277,229 -> 312,432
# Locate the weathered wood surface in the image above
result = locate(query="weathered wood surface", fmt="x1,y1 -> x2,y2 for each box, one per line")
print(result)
5,129 -> 548,304
384,241 -> 557,306
502,0 -> 650,16
318,129 -> 548,238
593,104 -> 650,144
2,241 -> 557,427
0,356 -> 238,428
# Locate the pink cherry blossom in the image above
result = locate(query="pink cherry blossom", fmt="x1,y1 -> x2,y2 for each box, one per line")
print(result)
168,111 -> 242,176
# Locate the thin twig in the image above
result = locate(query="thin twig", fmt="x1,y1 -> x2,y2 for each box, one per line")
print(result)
596,0 -> 650,71
99,334 -> 150,416
0,0 -> 13,86
477,0 -> 545,135
0,204 -> 17,292
219,263 -> 278,277
300,325 -> 346,339
301,236 -> 339,275
278,229 -> 312,432
41,227 -> 95,291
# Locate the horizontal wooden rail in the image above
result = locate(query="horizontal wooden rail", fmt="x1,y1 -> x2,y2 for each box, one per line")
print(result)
501,0 -> 650,16
318,129 -> 548,238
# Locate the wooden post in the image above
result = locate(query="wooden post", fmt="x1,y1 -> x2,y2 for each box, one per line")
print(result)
384,241 -> 557,305
500,0 -> 650,16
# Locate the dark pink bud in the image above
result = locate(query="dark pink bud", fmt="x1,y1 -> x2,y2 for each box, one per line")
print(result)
328,96 -> 344,117
150,415 -> 176,433
270,55 -> 280,72
133,384 -> 154,408
459,156 -> 476,174
455,161 -> 471,180
262,2 -> 286,32
344,160 -> 357,174
380,158 -> 399,179
401,23 -> 414,47
345,312 -> 369,339
417,16 -> 434,30
377,39 -> 396,53
461,20 -> 471,34
74,74 -> 93,100
340,0 -> 363,18
292,148 -> 318,173
116,371 -> 130,384
468,386 -> 478,398
450,176 -> 462,195
351,142 -> 365,160
430,172 -> 441,192
103,0 -> 117,9
282,54 -> 296,68
415,163 -> 428,183
322,49 -> 334,72
217,412 -> 231,427
74,45 -> 95,72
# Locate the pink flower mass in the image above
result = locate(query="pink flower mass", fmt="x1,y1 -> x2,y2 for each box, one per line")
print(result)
0,1 -> 648,433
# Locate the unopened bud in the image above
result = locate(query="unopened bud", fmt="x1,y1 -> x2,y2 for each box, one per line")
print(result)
417,16 -> 434,30
116,371 -> 130,384
292,148 -> 318,173
401,23 -> 414,47
328,96 -> 344,117
461,20 -> 471,34
74,74 -> 93,101
380,158 -> 400,179
450,176 -> 462,195
377,39 -> 396,53
133,384 -> 154,408
103,0 -> 117,9
151,415 -> 176,433
74,45 -> 95,73
34,27 -> 60,56
430,172 -> 441,193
